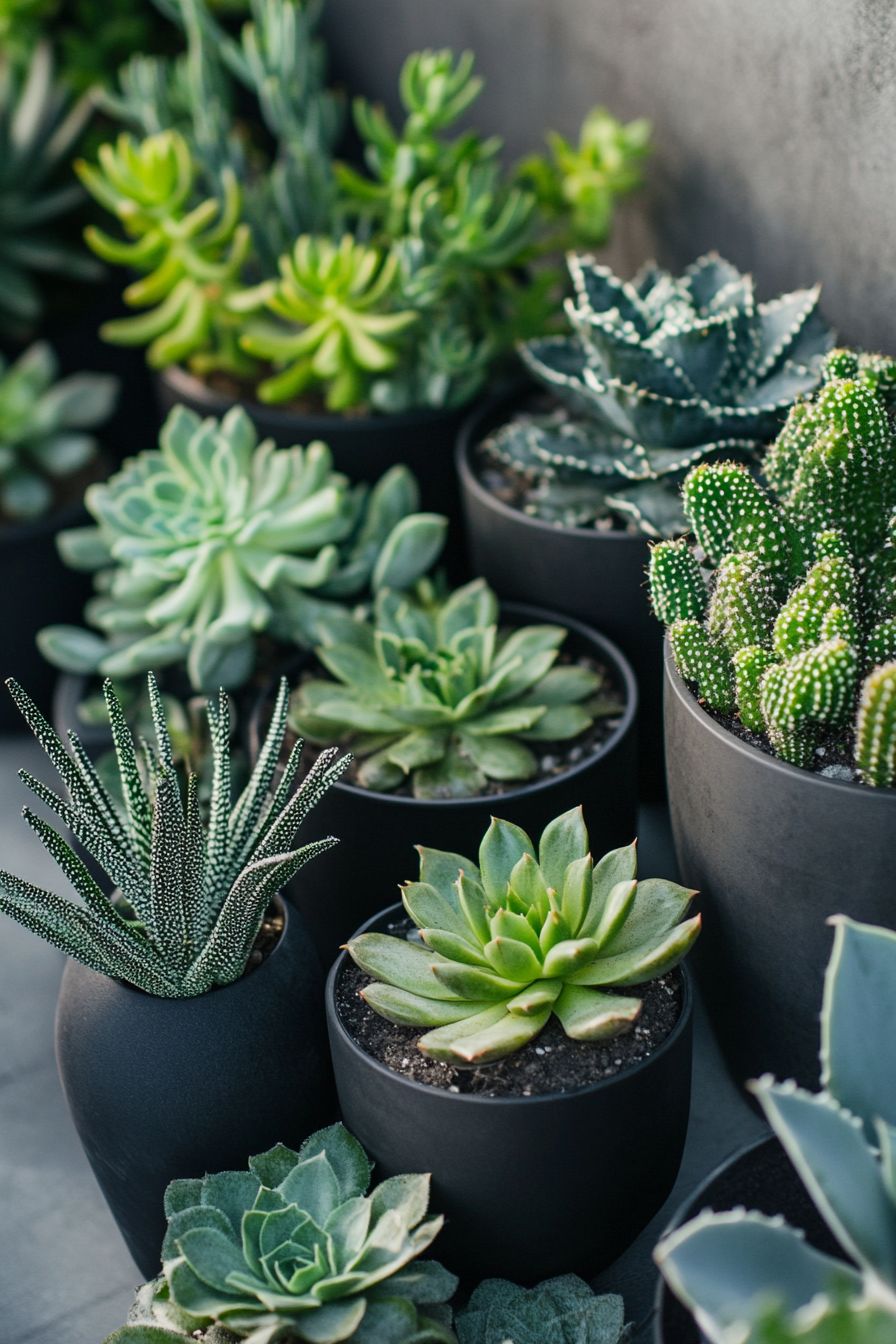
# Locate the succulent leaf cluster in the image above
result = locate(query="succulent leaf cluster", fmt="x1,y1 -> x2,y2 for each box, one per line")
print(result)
0,341 -> 117,519
483,253 -> 832,538
106,1124 -> 457,1344
0,674 -> 349,997
348,808 -> 700,1064
655,916 -> 896,1342
649,352 -> 896,783
38,403 -> 446,692
455,1274 -> 631,1344
289,578 -> 613,799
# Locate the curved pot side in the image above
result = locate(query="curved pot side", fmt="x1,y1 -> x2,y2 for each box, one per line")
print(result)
664,643 -> 896,1092
55,901 -> 335,1279
327,905 -> 693,1285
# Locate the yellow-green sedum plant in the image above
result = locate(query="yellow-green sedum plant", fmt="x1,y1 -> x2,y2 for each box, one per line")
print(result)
347,808 -> 700,1064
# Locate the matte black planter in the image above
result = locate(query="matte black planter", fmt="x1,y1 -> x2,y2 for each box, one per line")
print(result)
55,899 -> 335,1280
457,387 -> 664,798
654,1135 -> 842,1344
664,642 -> 896,1093
328,903 -> 693,1286
254,604 -> 638,967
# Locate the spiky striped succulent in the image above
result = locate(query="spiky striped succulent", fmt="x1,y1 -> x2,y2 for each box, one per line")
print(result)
38,403 -> 447,692
649,351 -> 896,782
483,253 -> 833,538
348,808 -> 700,1064
0,674 -> 349,997
655,916 -> 896,1343
106,1124 -> 457,1344
289,578 -> 614,799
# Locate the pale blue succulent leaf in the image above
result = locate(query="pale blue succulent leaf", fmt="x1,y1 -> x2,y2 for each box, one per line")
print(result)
821,918 -> 896,1136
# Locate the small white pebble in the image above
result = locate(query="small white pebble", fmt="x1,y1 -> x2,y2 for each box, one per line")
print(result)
614,1059 -> 622,1065
448,1085 -> 459,1093
535,1046 -> 545,1055
401,1058 -> 409,1067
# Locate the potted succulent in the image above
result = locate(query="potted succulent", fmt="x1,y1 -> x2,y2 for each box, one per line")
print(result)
102,1123 -> 459,1344
455,1275 -> 632,1344
654,915 -> 896,1343
253,576 -> 638,963
0,672 -> 348,1278
647,349 -> 896,1091
326,807 -> 699,1283
457,253 -> 834,797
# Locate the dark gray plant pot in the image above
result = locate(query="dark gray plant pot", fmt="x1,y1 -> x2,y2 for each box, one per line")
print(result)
664,641 -> 896,1093
653,1135 -> 842,1344
55,898 -> 335,1280
253,603 -> 638,968
457,387 -> 664,798
328,903 -> 693,1286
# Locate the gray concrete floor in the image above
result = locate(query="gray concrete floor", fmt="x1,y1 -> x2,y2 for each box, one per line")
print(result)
0,737 -> 767,1344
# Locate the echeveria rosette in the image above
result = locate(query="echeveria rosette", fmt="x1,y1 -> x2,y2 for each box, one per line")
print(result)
107,1124 -> 458,1344
455,1273 -> 631,1344
654,917 -> 896,1343
38,403 -> 447,692
289,578 -> 611,799
347,807 -> 700,1064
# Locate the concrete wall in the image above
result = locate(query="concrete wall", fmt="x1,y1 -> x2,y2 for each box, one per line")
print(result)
321,0 -> 896,351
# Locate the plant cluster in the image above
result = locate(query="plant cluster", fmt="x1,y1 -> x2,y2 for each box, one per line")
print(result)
289,577 -> 616,799
0,673 -> 349,997
483,252 -> 833,537
347,808 -> 700,1063
106,1123 -> 457,1344
649,350 -> 896,785
455,1273 -> 632,1344
38,403 -> 447,692
0,339 -> 117,519
655,915 -> 896,1343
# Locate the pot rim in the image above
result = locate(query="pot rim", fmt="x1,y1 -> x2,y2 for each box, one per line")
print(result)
456,384 -> 649,547
664,637 -> 896,798
326,901 -> 693,1109
0,499 -> 88,548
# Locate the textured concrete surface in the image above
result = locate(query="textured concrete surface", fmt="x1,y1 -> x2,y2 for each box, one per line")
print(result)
322,0 -> 896,351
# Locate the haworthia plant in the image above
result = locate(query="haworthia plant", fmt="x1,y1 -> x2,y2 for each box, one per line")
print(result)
654,916 -> 896,1341
104,1123 -> 457,1344
0,674 -> 349,997
481,252 -> 833,538
347,807 -> 699,1063
455,1273 -> 632,1344
649,350 -> 896,782
38,403 -> 447,692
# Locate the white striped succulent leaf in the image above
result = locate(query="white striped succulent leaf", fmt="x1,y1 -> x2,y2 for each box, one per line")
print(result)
0,673 -> 350,997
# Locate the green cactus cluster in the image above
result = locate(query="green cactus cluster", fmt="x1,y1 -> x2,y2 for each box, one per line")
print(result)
648,350 -> 896,785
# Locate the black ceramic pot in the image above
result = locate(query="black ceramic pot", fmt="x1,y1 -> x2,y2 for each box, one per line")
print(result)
253,603 -> 638,967
55,898 -> 335,1280
328,903 -> 693,1286
653,1135 -> 841,1344
457,387 -> 664,799
664,642 -> 896,1093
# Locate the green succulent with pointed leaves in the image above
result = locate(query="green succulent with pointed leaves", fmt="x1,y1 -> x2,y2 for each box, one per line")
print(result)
0,674 -> 349,997
655,915 -> 896,1343
38,403 -> 447,692
289,578 -> 615,799
455,1274 -> 631,1344
348,808 -> 700,1064
105,1124 -> 457,1344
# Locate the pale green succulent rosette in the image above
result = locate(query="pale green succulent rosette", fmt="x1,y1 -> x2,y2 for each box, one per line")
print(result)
347,807 -> 700,1064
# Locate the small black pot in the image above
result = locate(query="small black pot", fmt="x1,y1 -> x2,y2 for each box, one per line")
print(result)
328,903 -> 693,1286
654,1135 -> 842,1344
664,642 -> 896,1092
254,603 -> 638,967
457,388 -> 665,799
55,898 -> 335,1280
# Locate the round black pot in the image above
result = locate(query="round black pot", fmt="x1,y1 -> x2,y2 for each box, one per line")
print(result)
328,903 -> 693,1286
457,387 -> 665,799
55,898 -> 335,1280
654,1134 -> 842,1344
664,642 -> 896,1093
254,603 -> 638,968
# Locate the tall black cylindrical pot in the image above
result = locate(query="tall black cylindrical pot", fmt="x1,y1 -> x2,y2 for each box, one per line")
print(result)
328,904 -> 693,1286
257,604 -> 638,967
664,642 -> 896,1093
457,388 -> 664,798
55,899 -> 335,1280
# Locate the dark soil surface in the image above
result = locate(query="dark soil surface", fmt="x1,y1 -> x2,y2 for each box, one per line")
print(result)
244,899 -> 285,975
336,932 -> 682,1098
